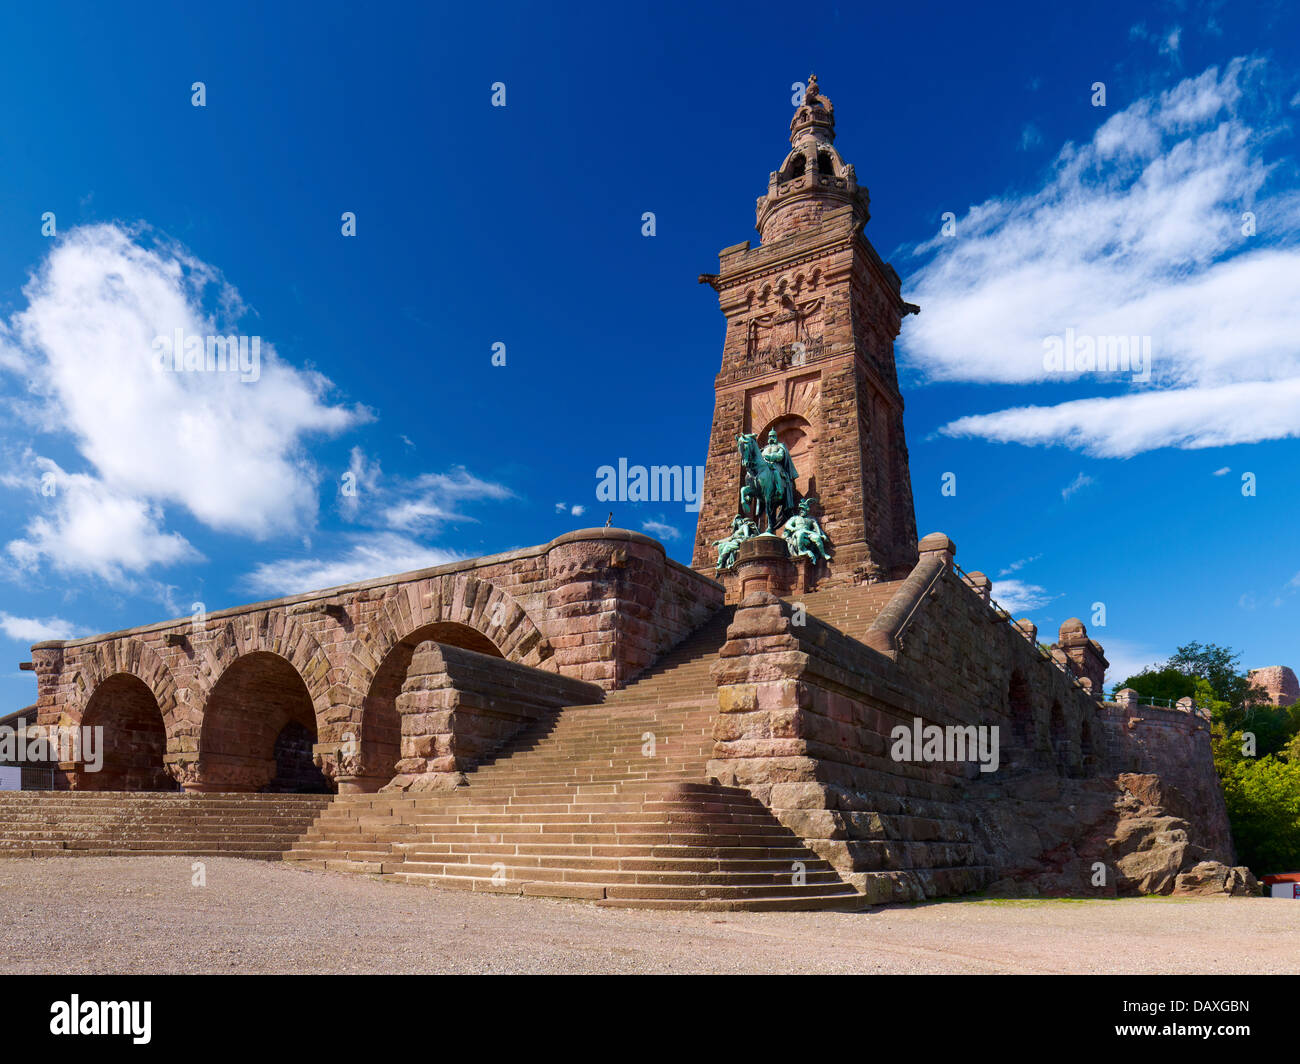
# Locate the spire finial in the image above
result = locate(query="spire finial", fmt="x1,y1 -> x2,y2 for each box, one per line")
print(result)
790,72 -> 835,145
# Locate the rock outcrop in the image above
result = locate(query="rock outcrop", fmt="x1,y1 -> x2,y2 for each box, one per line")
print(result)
968,773 -> 1256,898
1247,665 -> 1299,707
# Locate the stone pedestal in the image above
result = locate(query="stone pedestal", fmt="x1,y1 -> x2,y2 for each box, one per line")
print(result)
733,535 -> 796,600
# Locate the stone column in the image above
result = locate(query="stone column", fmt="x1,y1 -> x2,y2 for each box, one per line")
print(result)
732,535 -> 796,601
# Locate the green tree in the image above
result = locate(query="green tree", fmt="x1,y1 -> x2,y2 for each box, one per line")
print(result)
1119,641 -> 1267,708
1220,754 -> 1300,874
1117,664 -> 1196,705
1124,641 -> 1300,876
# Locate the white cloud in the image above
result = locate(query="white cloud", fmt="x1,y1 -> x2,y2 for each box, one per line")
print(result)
989,579 -> 1055,614
241,532 -> 464,597
997,554 -> 1041,577
339,447 -> 381,520
1100,637 -> 1165,688
943,379 -> 1300,457
641,519 -> 680,541
904,59 -> 1300,458
0,224 -> 365,578
1061,472 -> 1094,501
1019,123 -> 1043,151
381,469 -> 513,531
571,504 -> 586,516
0,611 -> 82,642
1212,465 -> 1231,475
7,459 -> 199,582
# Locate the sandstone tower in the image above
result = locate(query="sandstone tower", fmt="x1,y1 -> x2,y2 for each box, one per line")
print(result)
692,76 -> 919,588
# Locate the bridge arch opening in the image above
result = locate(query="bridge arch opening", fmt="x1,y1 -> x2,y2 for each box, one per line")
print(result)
358,622 -> 506,789
80,674 -> 176,791
202,651 -> 332,793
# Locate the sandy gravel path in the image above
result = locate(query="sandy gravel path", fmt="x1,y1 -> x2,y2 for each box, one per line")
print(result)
1,857 -> 1295,974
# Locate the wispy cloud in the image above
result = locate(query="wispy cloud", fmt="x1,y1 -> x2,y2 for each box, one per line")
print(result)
0,611 -> 82,643
1018,122 -> 1043,151
1061,472 -> 1094,501
241,532 -> 464,597
990,579 -> 1055,614
905,59 -> 1300,458
641,519 -> 680,541
998,554 -> 1041,577
381,469 -> 513,531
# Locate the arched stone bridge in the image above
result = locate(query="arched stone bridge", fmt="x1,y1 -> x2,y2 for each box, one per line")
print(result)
25,530 -> 722,794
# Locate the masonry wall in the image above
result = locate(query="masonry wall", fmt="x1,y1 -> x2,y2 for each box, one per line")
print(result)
706,539 -> 1231,900
22,529 -> 722,794
691,204 -> 918,592
387,641 -> 602,791
1095,702 -> 1233,859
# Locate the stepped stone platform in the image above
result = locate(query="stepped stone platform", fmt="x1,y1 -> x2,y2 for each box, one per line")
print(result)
285,610 -> 863,910
3,79 -> 1244,910
0,792 -> 330,858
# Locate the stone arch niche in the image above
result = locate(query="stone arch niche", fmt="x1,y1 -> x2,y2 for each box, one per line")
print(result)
356,575 -> 550,680
758,413 -> 817,501
1008,669 -> 1034,763
195,651 -> 332,793
77,674 -> 177,792
378,637 -> 603,794
341,621 -> 506,793
746,374 -> 822,503
1079,715 -> 1097,775
1049,700 -> 1068,772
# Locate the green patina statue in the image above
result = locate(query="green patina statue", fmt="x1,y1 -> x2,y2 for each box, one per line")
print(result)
714,513 -> 759,572
782,497 -> 832,565
720,430 -> 830,569
736,429 -> 799,534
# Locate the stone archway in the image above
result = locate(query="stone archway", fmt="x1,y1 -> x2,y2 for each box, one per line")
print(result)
69,639 -> 181,791
79,674 -> 177,791
355,574 -> 549,681
196,651 -> 332,793
345,620 -> 507,793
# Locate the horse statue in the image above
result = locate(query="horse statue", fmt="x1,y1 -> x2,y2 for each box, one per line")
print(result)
736,431 -> 798,534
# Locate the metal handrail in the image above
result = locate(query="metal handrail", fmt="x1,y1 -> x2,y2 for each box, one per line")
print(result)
892,556 -> 949,646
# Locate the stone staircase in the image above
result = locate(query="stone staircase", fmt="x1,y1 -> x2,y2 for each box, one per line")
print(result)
0,792 -> 331,858
789,580 -> 907,643
286,610 -> 865,910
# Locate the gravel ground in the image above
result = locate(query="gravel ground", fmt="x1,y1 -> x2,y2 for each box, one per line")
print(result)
0,856 -> 1296,974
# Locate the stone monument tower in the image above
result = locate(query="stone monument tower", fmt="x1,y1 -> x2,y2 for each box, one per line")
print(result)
692,76 -> 920,589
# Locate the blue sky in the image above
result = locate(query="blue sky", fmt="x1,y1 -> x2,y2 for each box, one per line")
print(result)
1,0 -> 1299,710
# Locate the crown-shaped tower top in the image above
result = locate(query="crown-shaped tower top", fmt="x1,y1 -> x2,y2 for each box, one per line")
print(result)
790,73 -> 836,144
757,74 -> 870,243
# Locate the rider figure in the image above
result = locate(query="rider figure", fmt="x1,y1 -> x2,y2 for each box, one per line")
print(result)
761,429 -> 798,520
